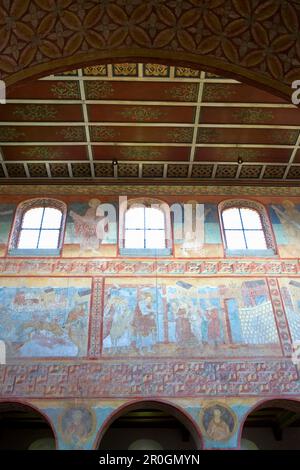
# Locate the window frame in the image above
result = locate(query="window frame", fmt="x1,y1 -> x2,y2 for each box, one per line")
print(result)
219,199 -> 277,257
119,198 -> 172,257
8,198 -> 67,257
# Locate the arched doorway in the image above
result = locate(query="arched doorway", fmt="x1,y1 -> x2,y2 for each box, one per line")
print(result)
240,399 -> 300,450
0,402 -> 56,450
97,401 -> 202,450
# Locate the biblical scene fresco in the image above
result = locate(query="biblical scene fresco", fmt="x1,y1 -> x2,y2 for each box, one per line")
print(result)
174,203 -> 223,258
0,203 -> 16,256
0,278 -> 91,357
102,277 -> 281,357
279,278 -> 300,344
64,200 -> 117,257
269,201 -> 300,257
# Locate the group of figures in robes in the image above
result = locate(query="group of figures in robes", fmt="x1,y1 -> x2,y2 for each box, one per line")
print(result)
102,286 -> 224,354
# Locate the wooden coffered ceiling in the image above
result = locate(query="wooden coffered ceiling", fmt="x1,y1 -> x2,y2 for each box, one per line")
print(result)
1,62 -> 300,184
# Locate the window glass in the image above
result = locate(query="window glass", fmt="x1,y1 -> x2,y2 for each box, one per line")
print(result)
124,206 -> 166,250
41,208 -> 62,229
17,206 -> 63,250
223,206 -> 267,250
145,230 -> 165,249
124,229 -> 144,249
125,207 -> 144,229
22,207 -> 44,229
225,230 -> 246,249
38,230 -> 60,249
222,208 -> 242,229
240,208 -> 262,229
244,230 -> 267,249
18,230 -> 40,249
145,207 -> 165,229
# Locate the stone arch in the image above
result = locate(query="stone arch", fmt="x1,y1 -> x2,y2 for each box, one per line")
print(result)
0,399 -> 58,450
95,399 -> 203,450
239,398 -> 300,450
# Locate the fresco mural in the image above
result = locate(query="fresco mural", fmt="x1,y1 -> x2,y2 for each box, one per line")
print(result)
60,406 -> 96,449
200,403 -> 236,442
269,201 -> 300,257
64,199 -> 117,257
102,277 -> 281,357
41,399 -> 255,450
0,278 -> 91,358
279,278 -> 300,344
174,203 -> 223,258
0,203 -> 16,256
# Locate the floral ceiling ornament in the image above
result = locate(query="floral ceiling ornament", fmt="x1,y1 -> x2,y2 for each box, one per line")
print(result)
51,82 -> 79,99
0,1 -> 299,100
85,81 -> 114,100
13,104 -> 57,120
119,106 -> 165,121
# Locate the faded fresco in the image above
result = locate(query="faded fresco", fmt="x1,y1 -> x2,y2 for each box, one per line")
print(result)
174,203 -> 223,258
60,406 -> 96,449
0,203 -> 16,256
279,278 -> 300,344
0,278 -> 91,358
200,403 -> 236,442
269,201 -> 300,257
64,199 -> 117,257
102,277 -> 281,357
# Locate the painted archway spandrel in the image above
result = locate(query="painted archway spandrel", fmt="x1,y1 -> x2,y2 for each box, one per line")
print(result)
0,0 -> 299,98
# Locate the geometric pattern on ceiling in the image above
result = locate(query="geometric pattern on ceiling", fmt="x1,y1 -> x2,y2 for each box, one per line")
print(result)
1,62 -> 300,183
1,0 -> 300,101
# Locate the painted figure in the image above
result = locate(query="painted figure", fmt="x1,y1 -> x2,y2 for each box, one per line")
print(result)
102,278 -> 279,357
175,304 -> 195,344
206,408 -> 231,441
70,198 -> 107,252
207,308 -> 221,345
103,296 -> 132,349
61,407 -> 93,448
132,291 -> 157,352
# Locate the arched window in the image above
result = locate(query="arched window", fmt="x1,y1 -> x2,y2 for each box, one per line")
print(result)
125,206 -> 166,250
222,207 -> 267,250
120,198 -> 172,256
219,200 -> 276,256
9,199 -> 66,256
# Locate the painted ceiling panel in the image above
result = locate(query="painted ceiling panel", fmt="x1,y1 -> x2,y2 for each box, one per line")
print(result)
0,63 -> 299,183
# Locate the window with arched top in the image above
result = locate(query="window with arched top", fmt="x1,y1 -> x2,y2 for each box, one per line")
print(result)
9,198 -> 66,256
219,200 -> 276,257
125,206 -> 166,250
222,207 -> 267,250
120,198 -> 172,256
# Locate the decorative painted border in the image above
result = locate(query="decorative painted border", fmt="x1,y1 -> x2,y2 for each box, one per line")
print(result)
0,359 -> 299,398
0,258 -> 298,276
1,185 -> 300,197
88,278 -> 104,359
266,278 -> 293,357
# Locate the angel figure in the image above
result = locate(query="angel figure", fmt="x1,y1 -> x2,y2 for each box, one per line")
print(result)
70,199 -> 107,253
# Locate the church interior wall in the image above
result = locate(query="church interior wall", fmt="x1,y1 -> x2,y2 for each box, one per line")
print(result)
0,191 -> 300,449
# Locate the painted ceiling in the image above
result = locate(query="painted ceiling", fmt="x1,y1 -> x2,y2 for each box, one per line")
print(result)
0,62 -> 299,184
